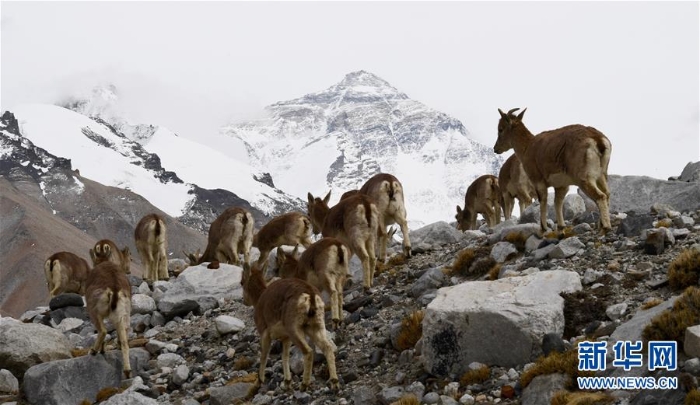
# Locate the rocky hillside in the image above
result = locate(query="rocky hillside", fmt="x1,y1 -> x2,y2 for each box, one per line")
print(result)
2,167 -> 700,404
0,111 -> 207,318
221,70 -> 504,228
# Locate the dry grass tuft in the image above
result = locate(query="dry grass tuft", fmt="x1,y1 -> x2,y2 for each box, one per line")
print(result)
387,254 -> 407,267
448,248 -> 477,277
642,298 -> 663,310
390,394 -> 420,405
656,218 -> 673,228
561,289 -> 608,339
233,356 -> 254,371
551,390 -> 615,405
226,373 -> 259,385
504,231 -> 528,251
470,256 -> 499,277
447,246 -> 494,277
643,286 -> 700,344
128,338 -> 149,348
95,386 -> 123,402
686,389 -> 700,405
71,348 -> 90,357
396,310 -> 425,351
668,249 -> 700,291
520,346 -> 595,389
488,263 -> 503,281
375,261 -> 389,274
460,365 -> 491,386
544,230 -> 559,239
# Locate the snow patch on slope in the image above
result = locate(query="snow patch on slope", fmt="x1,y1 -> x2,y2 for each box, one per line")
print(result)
12,104 -> 192,217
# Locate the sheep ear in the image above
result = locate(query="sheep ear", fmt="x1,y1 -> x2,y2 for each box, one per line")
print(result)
323,191 -> 331,205
498,108 -> 507,119
517,108 -> 527,120
307,192 -> 314,205
456,205 -> 462,214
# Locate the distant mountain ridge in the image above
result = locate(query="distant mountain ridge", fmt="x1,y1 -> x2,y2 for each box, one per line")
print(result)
221,70 -> 504,228
14,88 -> 306,231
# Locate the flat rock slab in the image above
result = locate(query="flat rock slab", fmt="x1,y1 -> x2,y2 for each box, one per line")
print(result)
422,270 -> 582,375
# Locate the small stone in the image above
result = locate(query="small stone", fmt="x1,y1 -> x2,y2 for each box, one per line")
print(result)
138,282 -> 151,295
572,223 -> 592,235
444,381 -> 460,397
606,303 -> 628,321
507,368 -> 519,380
172,364 -> 189,386
684,358 -> 700,375
157,353 -> 184,369
404,381 -> 425,402
378,386 -> 405,404
644,230 -> 666,255
685,325 -> 700,358
215,315 -> 245,335
440,395 -> 459,405
459,393 -> 475,404
423,392 -> 440,404
369,349 -> 384,367
0,369 -> 19,394
548,237 -> 585,259
542,333 -> 566,356
491,242 -> 518,263
150,312 -> 165,327
583,269 -> 603,285
131,294 -> 157,315
146,339 -> 166,355
57,317 -> 83,333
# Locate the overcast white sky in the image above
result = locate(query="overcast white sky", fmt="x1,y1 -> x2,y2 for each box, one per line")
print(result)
2,1 -> 698,179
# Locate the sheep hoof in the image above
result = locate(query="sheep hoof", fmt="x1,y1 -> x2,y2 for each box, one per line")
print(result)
89,349 -> 97,356
404,246 -> 412,257
123,370 -> 131,379
282,379 -> 292,391
329,378 -> 339,390
300,382 -> 309,392
331,319 -> 341,330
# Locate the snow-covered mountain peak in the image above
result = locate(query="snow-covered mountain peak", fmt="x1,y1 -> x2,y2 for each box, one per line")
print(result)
222,71 -> 503,228
275,70 -> 408,110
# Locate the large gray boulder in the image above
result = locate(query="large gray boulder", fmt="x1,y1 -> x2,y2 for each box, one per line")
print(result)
608,174 -> 700,214
0,322 -> 72,378
422,270 -> 582,375
157,263 -> 243,319
23,349 -> 148,405
679,161 -> 700,183
410,221 -> 467,246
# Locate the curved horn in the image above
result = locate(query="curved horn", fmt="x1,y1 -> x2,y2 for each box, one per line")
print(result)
507,108 -> 520,115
